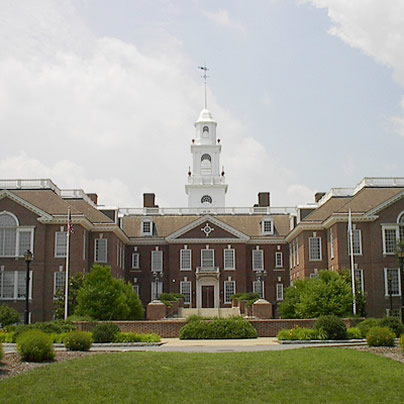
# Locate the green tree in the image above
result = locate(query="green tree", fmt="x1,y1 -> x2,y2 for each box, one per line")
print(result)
279,270 -> 354,319
54,273 -> 84,319
0,304 -> 20,327
75,265 -> 144,321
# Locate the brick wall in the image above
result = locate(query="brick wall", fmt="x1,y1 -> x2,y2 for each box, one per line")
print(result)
74,318 -> 360,338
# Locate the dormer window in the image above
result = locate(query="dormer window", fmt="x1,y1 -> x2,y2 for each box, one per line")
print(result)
141,219 -> 153,236
261,218 -> 273,235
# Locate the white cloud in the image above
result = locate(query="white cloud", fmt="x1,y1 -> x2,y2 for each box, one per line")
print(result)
0,0 -> 314,208
201,8 -> 246,33
303,0 -> 404,136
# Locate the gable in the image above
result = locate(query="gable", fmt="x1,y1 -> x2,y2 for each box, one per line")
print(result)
166,215 -> 249,242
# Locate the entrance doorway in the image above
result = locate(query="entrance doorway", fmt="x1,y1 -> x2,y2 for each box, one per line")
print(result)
202,286 -> 215,308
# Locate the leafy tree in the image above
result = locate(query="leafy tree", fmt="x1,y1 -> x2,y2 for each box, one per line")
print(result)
75,265 -> 144,320
0,304 -> 20,327
279,270 -> 354,319
54,273 -> 84,319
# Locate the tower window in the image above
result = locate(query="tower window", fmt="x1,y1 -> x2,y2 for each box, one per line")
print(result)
203,126 -> 209,133
201,195 -> 212,205
201,153 -> 211,162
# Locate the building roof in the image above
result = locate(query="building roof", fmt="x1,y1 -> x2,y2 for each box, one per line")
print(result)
302,197 -> 351,222
68,199 -> 113,223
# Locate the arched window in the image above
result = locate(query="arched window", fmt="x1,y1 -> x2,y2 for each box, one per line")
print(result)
399,212 -> 404,242
201,154 -> 212,174
201,195 -> 212,206
0,212 -> 33,257
203,126 -> 209,134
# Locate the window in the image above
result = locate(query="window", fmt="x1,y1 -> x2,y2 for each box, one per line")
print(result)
224,249 -> 235,270
252,249 -> 264,270
0,212 -> 33,257
132,253 -> 139,269
133,284 -> 139,296
309,237 -> 322,261
348,229 -> 362,255
141,220 -> 153,236
202,126 -> 209,134
0,271 -> 32,300
95,238 -> 108,263
275,252 -> 283,268
224,281 -> 235,304
201,249 -> 214,268
180,281 -> 192,305
400,213 -> 404,242
180,249 -> 192,271
151,281 -> 163,300
276,284 -> 284,301
53,272 -> 65,296
83,232 -> 86,260
55,231 -> 67,257
384,268 -> 401,296
355,269 -> 364,293
296,240 -> 299,265
253,280 -> 264,298
261,219 -> 273,235
152,250 -> 163,272
329,229 -> 334,259
383,227 -> 398,254
201,195 -> 212,205
201,153 -> 211,162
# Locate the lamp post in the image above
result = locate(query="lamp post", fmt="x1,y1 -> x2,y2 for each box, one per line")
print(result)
387,272 -> 393,316
396,243 -> 404,323
152,271 -> 163,300
24,250 -> 33,325
255,269 -> 267,299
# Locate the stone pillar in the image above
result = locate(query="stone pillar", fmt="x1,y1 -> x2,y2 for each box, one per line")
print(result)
253,299 -> 273,319
146,300 -> 166,320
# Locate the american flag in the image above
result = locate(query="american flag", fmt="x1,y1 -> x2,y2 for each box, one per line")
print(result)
67,208 -> 74,234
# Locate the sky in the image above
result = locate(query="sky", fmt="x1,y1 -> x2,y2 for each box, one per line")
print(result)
1,0 -> 403,208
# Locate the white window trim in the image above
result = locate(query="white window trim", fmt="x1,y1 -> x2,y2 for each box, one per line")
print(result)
141,219 -> 153,236
348,229 -> 363,256
53,271 -> 65,297
224,280 -> 236,304
384,268 -> 401,297
261,218 -> 274,235
253,280 -> 264,299
252,249 -> 264,271
152,250 -> 163,272
151,281 -> 163,300
329,229 -> 334,259
133,284 -> 139,296
275,252 -> 283,268
0,270 -> 33,300
180,281 -> 192,305
201,249 -> 215,268
276,283 -> 284,301
309,237 -> 322,261
54,231 -> 67,258
382,225 -> 399,255
355,269 -> 364,293
223,248 -> 235,270
180,249 -> 192,271
94,238 -> 108,263
132,253 -> 140,269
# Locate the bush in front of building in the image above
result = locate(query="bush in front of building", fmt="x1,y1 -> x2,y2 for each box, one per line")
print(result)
0,330 -> 15,343
346,327 -> 362,339
92,322 -> 120,343
16,330 -> 55,362
277,327 -> 326,341
400,334 -> 404,352
314,315 -> 347,340
0,342 -> 3,362
366,326 -> 395,347
113,332 -> 161,343
231,293 -> 260,306
158,293 -> 185,307
378,317 -> 404,338
356,318 -> 380,338
10,320 -> 76,342
64,331 -> 93,351
0,304 -> 20,327
179,316 -> 257,340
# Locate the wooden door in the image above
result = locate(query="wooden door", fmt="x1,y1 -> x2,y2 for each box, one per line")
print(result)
202,286 -> 214,308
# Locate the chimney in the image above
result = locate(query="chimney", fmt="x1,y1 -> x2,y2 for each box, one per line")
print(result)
143,193 -> 157,208
315,192 -> 326,203
258,192 -> 270,207
87,193 -> 98,205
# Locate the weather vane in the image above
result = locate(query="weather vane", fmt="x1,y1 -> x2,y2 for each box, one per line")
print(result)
198,64 -> 209,108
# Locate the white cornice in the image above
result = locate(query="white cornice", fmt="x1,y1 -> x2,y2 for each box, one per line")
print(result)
285,223 -> 323,242
322,214 -> 378,228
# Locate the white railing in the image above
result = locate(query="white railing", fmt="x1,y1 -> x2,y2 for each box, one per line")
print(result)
61,189 -> 97,207
353,177 -> 404,194
317,188 -> 354,206
188,176 -> 226,185
0,179 -> 60,194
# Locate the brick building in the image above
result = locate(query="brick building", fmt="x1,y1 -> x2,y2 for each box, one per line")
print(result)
0,106 -> 403,321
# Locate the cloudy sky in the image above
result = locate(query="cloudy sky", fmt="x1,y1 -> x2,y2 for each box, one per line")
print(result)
1,0 -> 403,208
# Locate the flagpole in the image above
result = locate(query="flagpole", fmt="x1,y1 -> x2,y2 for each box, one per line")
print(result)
64,207 -> 71,320
348,209 -> 357,316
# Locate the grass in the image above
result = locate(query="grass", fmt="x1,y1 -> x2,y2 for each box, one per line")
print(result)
0,348 -> 403,403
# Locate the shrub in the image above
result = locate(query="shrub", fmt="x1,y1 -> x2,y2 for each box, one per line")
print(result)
64,331 -> 93,351
314,315 -> 347,340
231,293 -> 260,306
347,327 -> 362,339
0,304 -> 20,327
179,317 -> 257,340
113,332 -> 160,343
366,326 -> 395,347
379,317 -> 404,338
0,331 -> 15,343
92,322 -> 120,343
357,318 -> 380,338
49,333 -> 68,344
13,321 -> 75,340
400,334 -> 404,352
277,327 -> 326,341
16,330 -> 55,362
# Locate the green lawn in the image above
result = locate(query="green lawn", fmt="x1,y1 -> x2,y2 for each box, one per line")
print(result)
0,348 -> 403,403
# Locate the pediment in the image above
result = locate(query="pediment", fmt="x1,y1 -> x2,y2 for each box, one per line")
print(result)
166,215 -> 249,242
365,190 -> 404,217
